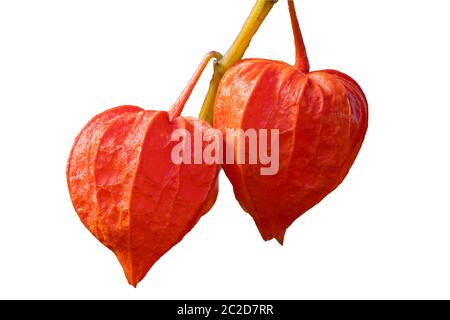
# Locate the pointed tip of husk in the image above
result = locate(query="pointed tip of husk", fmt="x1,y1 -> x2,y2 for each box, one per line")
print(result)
125,270 -> 145,288
130,281 -> 139,288
275,231 -> 286,246
275,235 -> 285,246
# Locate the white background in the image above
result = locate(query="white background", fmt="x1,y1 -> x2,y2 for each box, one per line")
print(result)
1,0 -> 449,300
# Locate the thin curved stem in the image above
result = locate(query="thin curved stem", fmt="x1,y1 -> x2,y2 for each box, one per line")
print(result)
169,51 -> 222,120
288,0 -> 309,73
199,0 -> 278,124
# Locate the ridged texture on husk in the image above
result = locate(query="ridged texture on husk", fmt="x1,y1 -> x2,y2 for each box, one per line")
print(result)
67,106 -> 219,286
214,59 -> 368,244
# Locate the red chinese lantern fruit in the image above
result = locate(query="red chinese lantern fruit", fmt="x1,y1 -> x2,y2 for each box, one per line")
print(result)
214,1 -> 369,244
67,53 -> 220,286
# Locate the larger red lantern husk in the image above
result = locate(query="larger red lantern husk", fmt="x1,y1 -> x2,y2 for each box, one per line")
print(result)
214,1 -> 368,244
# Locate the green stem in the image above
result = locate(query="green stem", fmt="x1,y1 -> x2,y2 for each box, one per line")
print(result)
199,0 -> 278,124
